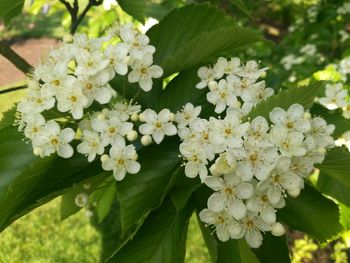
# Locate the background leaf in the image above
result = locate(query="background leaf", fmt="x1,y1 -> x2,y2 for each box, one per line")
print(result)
0,0 -> 24,24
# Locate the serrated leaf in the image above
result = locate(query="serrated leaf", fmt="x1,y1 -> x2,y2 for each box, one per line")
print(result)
310,104 -> 350,137
278,184 -> 343,242
118,0 -> 183,23
231,0 -> 252,18
248,82 -> 323,120
148,4 -> 262,77
116,138 -> 181,241
94,180 -> 116,223
106,198 -> 194,263
0,110 -> 103,232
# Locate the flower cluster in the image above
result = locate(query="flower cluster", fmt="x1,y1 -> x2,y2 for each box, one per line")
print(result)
16,23 -> 163,162
172,60 -> 336,248
196,57 -> 272,115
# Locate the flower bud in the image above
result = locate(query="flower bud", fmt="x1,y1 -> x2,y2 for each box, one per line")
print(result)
101,154 -> 109,162
83,183 -> 91,190
131,113 -> 139,122
63,34 -> 73,43
127,130 -> 138,141
141,135 -> 152,146
139,113 -> 145,122
169,113 -> 175,122
75,193 -> 89,207
131,152 -> 138,161
85,210 -> 94,218
271,222 -> 285,236
33,147 -> 42,156
208,80 -> 218,91
287,188 -> 301,197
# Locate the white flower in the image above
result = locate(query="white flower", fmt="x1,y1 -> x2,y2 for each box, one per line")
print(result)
77,130 -> 105,162
269,104 -> 310,133
209,152 -> 236,176
34,120 -> 75,158
245,116 -> 273,148
206,79 -> 239,113
139,109 -> 177,144
196,66 -> 218,89
305,117 -> 335,149
199,209 -> 242,242
128,53 -> 163,92
175,103 -> 201,129
104,43 -> 129,75
233,141 -> 279,181
56,85 -> 89,119
257,157 -> 301,205
269,126 -> 306,157
91,115 -> 133,146
281,54 -> 304,70
179,142 -> 208,181
23,113 -> 46,139
114,101 -> 142,121
17,87 -> 55,114
237,60 -> 266,81
101,138 -> 140,181
339,57 -> 350,77
209,114 -> 249,148
75,50 -> 110,77
205,174 -> 253,220
214,57 -> 241,76
240,212 -> 271,248
300,44 -> 317,56
319,83 -> 347,110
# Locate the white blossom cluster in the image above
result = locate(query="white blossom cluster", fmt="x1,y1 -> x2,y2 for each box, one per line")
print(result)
196,57 -> 273,115
172,60 -> 336,248
15,23 -> 163,162
280,44 -> 320,72
337,2 -> 350,15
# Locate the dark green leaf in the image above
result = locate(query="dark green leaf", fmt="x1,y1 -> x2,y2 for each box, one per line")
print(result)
118,0 -> 183,23
231,0 -> 252,18
106,198 -> 194,263
278,184 -> 342,242
116,138 -> 181,239
253,234 -> 290,263
248,82 -> 323,120
147,3 -> 262,77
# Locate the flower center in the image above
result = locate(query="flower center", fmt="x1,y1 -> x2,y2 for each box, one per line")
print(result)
140,67 -> 148,75
217,216 -> 225,224
245,220 -> 254,229
224,128 -> 232,135
109,127 -> 116,134
250,153 -> 258,162
52,79 -> 60,86
117,159 -> 125,165
155,122 -> 162,128
191,154 -> 198,162
70,96 -> 77,102
224,187 -> 233,196
287,122 -> 294,128
260,194 -> 269,203
85,83 -> 93,90
51,138 -> 59,145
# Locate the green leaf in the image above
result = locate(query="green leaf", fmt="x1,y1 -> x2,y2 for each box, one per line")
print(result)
169,168 -> 201,211
340,203 -> 350,230
310,104 -> 350,137
231,0 -> 252,18
147,3 -> 262,77
278,184 -> 343,242
93,179 -> 117,223
118,0 -> 183,23
253,234 -> 290,263
106,198 -> 194,263
0,0 -> 24,23
0,110 -> 103,232
60,173 -> 109,220
116,138 -> 181,240
248,82 -> 323,120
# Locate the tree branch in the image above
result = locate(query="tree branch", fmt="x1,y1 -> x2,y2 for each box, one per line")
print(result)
0,85 -> 27,95
0,41 -> 32,74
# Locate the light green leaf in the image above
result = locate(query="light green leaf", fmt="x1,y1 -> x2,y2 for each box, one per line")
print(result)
248,82 -> 323,120
0,0 -> 24,23
147,3 -> 263,77
106,198 -> 193,263
93,179 -> 117,223
118,0 -> 183,23
278,184 -> 343,242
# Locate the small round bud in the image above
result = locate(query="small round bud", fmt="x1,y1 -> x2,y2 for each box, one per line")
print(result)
139,113 -> 145,122
124,56 -> 131,65
208,80 -> 218,91
260,71 -> 267,78
287,188 -> 301,197
127,130 -> 138,141
63,34 -> 73,43
83,183 -> 91,190
303,112 -> 311,119
85,210 -> 94,218
169,113 -> 175,122
131,152 -> 138,161
271,222 -> 285,236
101,154 -> 109,162
75,193 -> 89,208
131,113 -> 139,122
141,135 -> 152,146
97,113 -> 106,120
33,147 -> 42,156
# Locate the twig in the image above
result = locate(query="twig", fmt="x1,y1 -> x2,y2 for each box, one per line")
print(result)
0,85 -> 27,95
0,41 -> 32,74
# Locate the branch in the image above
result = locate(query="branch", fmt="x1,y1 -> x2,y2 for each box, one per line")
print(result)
0,41 -> 32,74
0,85 -> 27,95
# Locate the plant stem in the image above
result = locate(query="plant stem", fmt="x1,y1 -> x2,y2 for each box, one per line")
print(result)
0,85 -> 27,95
0,41 -> 32,74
